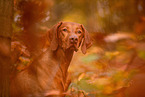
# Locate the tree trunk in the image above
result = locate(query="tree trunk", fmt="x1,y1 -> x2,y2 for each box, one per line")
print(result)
0,0 -> 13,97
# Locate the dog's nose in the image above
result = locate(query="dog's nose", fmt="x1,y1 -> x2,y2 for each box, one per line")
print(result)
69,35 -> 78,43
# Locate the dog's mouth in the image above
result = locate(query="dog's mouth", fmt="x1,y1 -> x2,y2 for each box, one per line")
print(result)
68,43 -> 78,52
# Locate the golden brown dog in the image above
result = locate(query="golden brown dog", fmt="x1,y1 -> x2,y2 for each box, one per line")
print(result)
10,22 -> 92,97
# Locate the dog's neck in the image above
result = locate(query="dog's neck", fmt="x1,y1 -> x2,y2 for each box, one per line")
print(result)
52,47 -> 74,77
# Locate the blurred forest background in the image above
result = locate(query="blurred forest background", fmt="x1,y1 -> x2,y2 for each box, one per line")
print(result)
2,0 -> 145,97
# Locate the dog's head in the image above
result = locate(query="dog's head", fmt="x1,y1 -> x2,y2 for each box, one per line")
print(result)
49,22 -> 92,54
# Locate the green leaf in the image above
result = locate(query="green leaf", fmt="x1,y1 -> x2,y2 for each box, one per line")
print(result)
81,54 -> 100,63
77,78 -> 99,92
138,50 -> 145,60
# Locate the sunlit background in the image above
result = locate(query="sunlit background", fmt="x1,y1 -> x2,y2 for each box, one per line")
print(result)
12,0 -> 145,97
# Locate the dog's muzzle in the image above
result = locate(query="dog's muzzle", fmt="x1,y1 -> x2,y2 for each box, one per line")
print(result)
68,35 -> 79,51
69,35 -> 78,44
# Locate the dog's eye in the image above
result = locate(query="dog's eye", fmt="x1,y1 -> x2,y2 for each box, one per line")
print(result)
77,31 -> 82,34
62,28 -> 67,32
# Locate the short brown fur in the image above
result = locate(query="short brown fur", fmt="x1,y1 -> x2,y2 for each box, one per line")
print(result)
10,22 -> 92,97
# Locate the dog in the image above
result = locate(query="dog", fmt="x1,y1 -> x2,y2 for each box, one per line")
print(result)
10,22 -> 92,97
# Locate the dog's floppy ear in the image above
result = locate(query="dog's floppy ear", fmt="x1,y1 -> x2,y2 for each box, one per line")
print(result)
81,25 -> 92,54
50,22 -> 63,51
